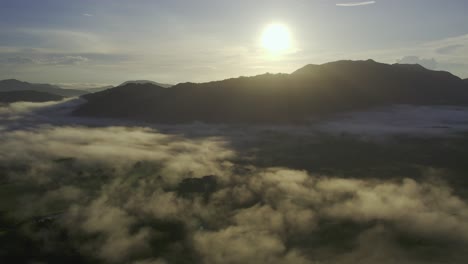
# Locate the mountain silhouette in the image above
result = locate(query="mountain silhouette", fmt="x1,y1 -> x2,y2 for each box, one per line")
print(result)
0,79 -> 87,97
80,81 -> 171,95
0,90 -> 64,103
119,80 -> 173,88
82,85 -> 114,93
74,60 -> 468,123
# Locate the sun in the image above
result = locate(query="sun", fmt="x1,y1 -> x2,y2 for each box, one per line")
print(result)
261,23 -> 291,53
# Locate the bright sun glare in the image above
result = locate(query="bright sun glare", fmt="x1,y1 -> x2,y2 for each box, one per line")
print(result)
261,23 -> 291,53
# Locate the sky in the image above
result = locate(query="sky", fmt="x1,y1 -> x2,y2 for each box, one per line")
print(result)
0,0 -> 468,87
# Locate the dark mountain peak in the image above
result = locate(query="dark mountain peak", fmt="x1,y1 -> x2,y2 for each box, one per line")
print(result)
74,60 -> 468,124
292,59 -> 386,76
172,82 -> 198,89
0,79 -> 87,97
293,60 -> 462,84
321,59 -> 387,68
291,64 -> 319,75
392,63 -> 428,71
325,59 -> 378,65
172,73 -> 289,90
114,82 -> 167,93
0,90 -> 63,103
0,79 -> 32,88
83,85 -> 114,93
119,80 -> 173,88
0,79 -> 27,84
81,82 -> 165,100
0,79 -> 62,88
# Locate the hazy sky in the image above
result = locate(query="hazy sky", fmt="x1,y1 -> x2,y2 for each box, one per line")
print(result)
1,0 -> 468,87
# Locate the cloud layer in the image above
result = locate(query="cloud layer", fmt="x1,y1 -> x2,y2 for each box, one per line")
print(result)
1,102 -> 468,263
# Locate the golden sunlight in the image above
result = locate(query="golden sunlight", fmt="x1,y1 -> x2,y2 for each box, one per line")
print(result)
261,23 -> 291,53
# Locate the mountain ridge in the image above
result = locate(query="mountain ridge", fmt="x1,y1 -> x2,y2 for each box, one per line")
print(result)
0,79 -> 87,97
118,80 -> 173,88
0,90 -> 64,103
73,60 -> 468,123
82,85 -> 114,93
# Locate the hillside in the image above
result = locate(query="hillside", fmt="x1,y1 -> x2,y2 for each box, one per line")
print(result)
0,79 -> 88,97
74,60 -> 468,123
82,85 -> 114,93
0,90 -> 64,103
119,80 -> 173,88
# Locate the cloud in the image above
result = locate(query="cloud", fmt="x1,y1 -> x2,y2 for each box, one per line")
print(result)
436,44 -> 464,55
1,54 -> 90,65
336,1 -> 376,7
15,28 -> 111,54
325,33 -> 468,78
1,102 -> 468,263
194,225 -> 311,264
316,105 -> 468,137
396,56 -> 438,69
5,56 -> 36,64
2,123 -> 467,263
0,100 -> 70,121
83,13 -> 93,17
47,55 -> 90,65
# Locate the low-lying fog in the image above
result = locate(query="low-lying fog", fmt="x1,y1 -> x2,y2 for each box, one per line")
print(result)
316,105 -> 468,137
2,100 -> 468,263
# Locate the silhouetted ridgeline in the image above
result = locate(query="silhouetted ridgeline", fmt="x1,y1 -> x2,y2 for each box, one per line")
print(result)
74,60 -> 468,123
0,79 -> 87,97
118,80 -> 173,88
82,85 -> 114,93
0,90 -> 64,103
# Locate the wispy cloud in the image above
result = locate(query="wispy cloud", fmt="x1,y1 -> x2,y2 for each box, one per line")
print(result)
396,56 -> 437,70
2,55 -> 89,65
336,1 -> 376,7
82,13 -> 93,17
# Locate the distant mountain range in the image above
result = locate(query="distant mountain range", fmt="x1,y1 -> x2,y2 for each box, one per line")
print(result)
118,80 -> 173,88
0,79 -> 172,102
74,81 -> 172,94
0,79 -> 87,97
82,85 -> 114,93
73,60 -> 468,123
0,90 -> 64,103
